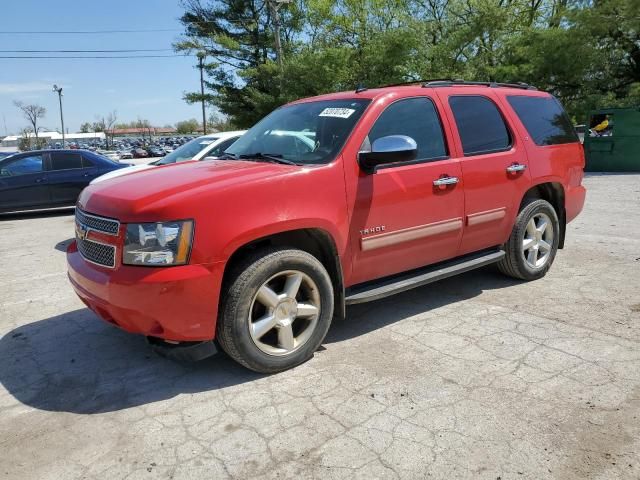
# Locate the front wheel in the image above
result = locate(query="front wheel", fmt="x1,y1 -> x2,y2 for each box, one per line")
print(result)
498,198 -> 560,281
217,248 -> 334,373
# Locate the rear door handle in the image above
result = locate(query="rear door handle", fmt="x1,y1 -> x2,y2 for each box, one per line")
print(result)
433,176 -> 459,186
506,163 -> 527,173
35,178 -> 45,183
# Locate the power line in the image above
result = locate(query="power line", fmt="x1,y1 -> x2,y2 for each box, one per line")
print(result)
0,54 -> 191,59
0,20 -> 255,35
0,49 -> 174,53
0,29 -> 182,34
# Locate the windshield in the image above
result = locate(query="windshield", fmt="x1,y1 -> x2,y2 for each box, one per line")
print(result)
154,136 -> 219,165
226,99 -> 371,164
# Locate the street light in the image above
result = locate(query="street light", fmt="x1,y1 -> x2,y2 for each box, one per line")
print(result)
52,84 -> 65,148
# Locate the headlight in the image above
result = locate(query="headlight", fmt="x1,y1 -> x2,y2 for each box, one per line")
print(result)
123,220 -> 194,266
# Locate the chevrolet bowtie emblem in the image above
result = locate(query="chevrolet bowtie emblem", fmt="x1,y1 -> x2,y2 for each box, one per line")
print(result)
76,222 -> 89,240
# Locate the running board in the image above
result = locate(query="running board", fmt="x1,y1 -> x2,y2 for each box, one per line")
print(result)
345,249 -> 505,305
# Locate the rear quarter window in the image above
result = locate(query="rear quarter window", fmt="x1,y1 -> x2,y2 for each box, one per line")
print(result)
507,95 -> 579,146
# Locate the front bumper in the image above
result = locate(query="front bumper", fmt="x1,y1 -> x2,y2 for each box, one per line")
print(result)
67,241 -> 224,342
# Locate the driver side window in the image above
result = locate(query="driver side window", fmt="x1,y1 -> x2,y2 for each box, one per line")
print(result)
2,155 -> 43,176
362,97 -> 448,162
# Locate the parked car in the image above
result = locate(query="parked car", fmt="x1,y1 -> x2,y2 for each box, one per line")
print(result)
67,81 -> 585,373
0,149 -> 126,213
131,148 -> 149,159
97,150 -> 120,162
146,146 -> 166,157
91,131 -> 246,184
119,150 -> 133,160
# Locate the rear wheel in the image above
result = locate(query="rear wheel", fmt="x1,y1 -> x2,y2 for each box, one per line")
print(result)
217,248 -> 334,373
498,198 -> 560,280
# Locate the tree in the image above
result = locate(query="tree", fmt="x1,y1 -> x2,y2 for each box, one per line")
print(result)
134,118 -> 153,143
14,101 -> 46,142
177,0 -> 640,126
18,128 -> 32,151
208,111 -> 235,132
79,122 -> 92,133
96,111 -> 118,149
175,118 -> 201,134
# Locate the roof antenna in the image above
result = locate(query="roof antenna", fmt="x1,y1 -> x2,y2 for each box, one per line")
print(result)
355,82 -> 367,93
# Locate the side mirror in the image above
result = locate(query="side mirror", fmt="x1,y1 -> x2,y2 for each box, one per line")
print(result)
358,135 -> 418,173
0,168 -> 10,177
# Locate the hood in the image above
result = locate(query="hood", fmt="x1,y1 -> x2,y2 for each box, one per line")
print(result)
78,159 -> 298,221
90,163 -> 156,184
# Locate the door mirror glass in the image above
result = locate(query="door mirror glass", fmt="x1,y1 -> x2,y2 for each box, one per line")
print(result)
358,135 -> 418,173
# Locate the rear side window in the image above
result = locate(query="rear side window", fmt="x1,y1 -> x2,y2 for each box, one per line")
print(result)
82,155 -> 96,167
2,155 -> 43,176
449,96 -> 511,155
507,95 -> 578,145
50,152 -> 83,170
366,97 -> 448,162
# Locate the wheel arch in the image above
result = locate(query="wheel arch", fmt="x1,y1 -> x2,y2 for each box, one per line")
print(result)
520,181 -> 566,248
222,228 -> 346,320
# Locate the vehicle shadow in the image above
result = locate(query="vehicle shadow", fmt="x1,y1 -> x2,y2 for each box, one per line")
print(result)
0,308 -> 263,415
327,266 -> 520,344
54,238 -> 74,252
0,266 -> 519,415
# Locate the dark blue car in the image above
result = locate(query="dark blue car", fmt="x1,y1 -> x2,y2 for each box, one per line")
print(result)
0,149 -> 126,213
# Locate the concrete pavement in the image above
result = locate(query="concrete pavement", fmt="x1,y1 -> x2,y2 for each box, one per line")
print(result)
1,174 -> 639,479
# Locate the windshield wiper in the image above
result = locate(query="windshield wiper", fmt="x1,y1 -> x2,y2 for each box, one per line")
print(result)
217,152 -> 238,160
238,153 -> 298,166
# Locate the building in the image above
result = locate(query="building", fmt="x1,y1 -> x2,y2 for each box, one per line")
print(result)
0,131 -> 105,148
107,127 -> 177,137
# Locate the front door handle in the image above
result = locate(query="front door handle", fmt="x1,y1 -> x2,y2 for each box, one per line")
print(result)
433,176 -> 459,186
35,177 -> 45,183
506,163 -> 527,173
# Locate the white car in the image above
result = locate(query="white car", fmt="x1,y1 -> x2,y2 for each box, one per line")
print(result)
97,151 -> 120,162
91,131 -> 246,184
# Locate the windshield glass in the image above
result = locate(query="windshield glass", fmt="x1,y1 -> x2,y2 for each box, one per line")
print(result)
226,99 -> 371,164
154,136 -> 219,165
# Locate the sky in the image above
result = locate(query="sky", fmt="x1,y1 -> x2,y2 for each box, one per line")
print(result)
0,0 -> 203,136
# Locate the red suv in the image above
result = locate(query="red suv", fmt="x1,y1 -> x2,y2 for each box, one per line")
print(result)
67,81 -> 586,373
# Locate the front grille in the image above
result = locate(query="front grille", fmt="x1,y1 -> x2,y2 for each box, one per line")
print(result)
76,238 -> 116,268
75,208 -> 119,267
75,209 -> 120,236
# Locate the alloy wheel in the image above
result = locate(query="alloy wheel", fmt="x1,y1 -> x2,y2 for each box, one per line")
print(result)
248,270 -> 321,356
522,212 -> 554,269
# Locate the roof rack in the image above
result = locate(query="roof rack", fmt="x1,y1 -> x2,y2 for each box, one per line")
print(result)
422,80 -> 537,90
355,78 -> 462,92
379,78 -> 457,88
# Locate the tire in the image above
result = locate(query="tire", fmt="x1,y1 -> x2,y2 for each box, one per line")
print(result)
217,247 -> 334,373
498,198 -> 560,281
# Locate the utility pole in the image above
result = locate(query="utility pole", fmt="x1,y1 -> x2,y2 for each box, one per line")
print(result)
268,0 -> 291,69
52,85 -> 65,148
198,54 -> 207,135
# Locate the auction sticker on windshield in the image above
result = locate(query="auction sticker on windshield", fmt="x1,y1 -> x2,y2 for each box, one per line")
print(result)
319,108 -> 356,119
